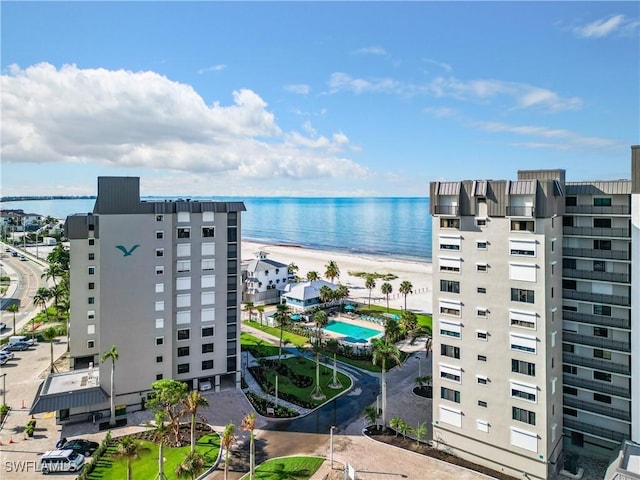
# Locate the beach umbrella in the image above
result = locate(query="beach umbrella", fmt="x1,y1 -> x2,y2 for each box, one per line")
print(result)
291,314 -> 302,321
391,314 -> 400,320
344,305 -> 355,311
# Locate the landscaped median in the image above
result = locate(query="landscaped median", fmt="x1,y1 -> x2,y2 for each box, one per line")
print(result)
239,456 -> 325,480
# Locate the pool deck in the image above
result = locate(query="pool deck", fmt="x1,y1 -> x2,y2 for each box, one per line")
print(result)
322,314 -> 385,343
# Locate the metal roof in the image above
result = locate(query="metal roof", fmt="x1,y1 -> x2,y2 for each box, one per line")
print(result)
30,383 -> 109,414
565,181 -> 631,195
509,180 -> 537,195
437,182 -> 461,196
473,181 -> 487,196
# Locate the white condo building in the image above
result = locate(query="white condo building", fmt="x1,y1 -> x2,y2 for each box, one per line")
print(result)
430,146 -> 639,479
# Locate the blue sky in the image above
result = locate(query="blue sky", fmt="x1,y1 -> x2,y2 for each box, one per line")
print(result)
1,1 -> 638,197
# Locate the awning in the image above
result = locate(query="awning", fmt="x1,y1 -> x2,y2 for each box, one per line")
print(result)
30,382 -> 109,414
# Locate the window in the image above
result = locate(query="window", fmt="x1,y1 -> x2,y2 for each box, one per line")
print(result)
176,294 -> 191,308
476,330 -> 488,340
88,266 -> 95,275
202,243 -> 215,256
476,309 -> 487,318
87,324 -> 95,334
477,420 -> 489,432
510,310 -> 537,329
156,336 -> 164,346
594,239 -> 612,251
177,329 -> 190,341
156,215 -> 164,222
594,198 -> 612,207
476,241 -> 487,250
201,309 -> 215,323
594,304 -> 612,316
510,334 -> 536,354
201,275 -> 215,289
440,280 -> 460,293
594,218 -> 611,228
155,318 -> 164,329
593,371 -> 611,382
439,257 -> 461,273
476,219 -> 487,227
156,374 -> 163,380
156,266 -> 164,275
478,400 -> 487,407
564,386 -> 578,396
476,263 -> 488,272
512,359 -> 536,377
593,349 -> 612,360
87,311 -> 95,320
176,277 -> 191,291
512,406 -> 536,425
511,220 -> 534,232
563,216 -> 574,227
593,393 -> 612,404
88,239 -> 95,246
156,283 -> 164,293
440,369 -> 461,383
88,253 -> 95,260
440,321 -> 461,338
88,282 -> 95,290
177,260 -> 191,273
202,327 -> 214,337
156,248 -> 164,257
439,301 -> 461,316
563,365 -> 577,375
202,360 -> 214,370
593,327 -> 608,338
177,346 -> 190,357
511,288 -> 534,304
155,301 -> 165,311
441,344 -> 460,359
156,231 -> 164,239
88,297 -> 95,304
564,407 -> 578,417
511,382 -> 537,402
565,196 -> 577,207
177,227 -> 190,239
202,259 -> 215,271
440,218 -> 460,229
478,355 -> 487,362
593,261 -> 606,272
477,376 -> 488,385
177,363 -> 190,374
201,291 -> 215,306
440,242 -> 460,251
202,227 -> 215,238
156,356 -> 163,363
477,287 -> 486,294
440,387 -> 461,403
563,258 -> 576,269
563,343 -> 574,353
509,240 -> 536,256
87,340 -> 95,349
202,343 -> 214,354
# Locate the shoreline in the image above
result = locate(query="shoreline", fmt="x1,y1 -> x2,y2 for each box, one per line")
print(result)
241,240 -> 433,315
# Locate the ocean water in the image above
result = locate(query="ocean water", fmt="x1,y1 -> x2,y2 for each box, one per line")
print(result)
2,197 -> 433,260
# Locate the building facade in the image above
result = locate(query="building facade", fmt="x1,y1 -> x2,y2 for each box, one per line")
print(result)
430,147 -> 639,479
242,250 -> 291,305
65,177 -> 246,414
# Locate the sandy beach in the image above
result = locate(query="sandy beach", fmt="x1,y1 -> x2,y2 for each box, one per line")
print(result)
241,240 -> 433,315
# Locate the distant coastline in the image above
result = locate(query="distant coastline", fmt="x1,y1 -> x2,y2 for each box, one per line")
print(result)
1,195 -> 96,202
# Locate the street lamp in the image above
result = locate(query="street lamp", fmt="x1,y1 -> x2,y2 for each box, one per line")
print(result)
329,425 -> 337,469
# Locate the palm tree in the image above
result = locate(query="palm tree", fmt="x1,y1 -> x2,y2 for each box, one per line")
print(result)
390,417 -> 406,437
220,423 -> 236,480
306,271 -> 319,281
48,284 -> 65,321
324,339 -> 342,389
33,286 -> 51,324
384,318 -> 402,342
425,336 -> 433,359
363,405 -> 379,429
41,263 -> 64,287
102,345 -> 119,427
364,275 -> 376,307
7,303 -> 19,334
42,326 -> 58,373
287,262 -> 299,277
309,341 -> 325,401
256,305 -> 265,326
411,422 -> 428,446
334,284 -> 349,305
324,260 -> 340,283
319,285 -> 334,306
371,337 -> 401,427
312,310 -> 328,347
400,310 -> 418,335
174,450 -> 205,480
399,281 -> 413,311
273,303 -> 291,365
115,436 -> 149,480
147,411 -> 168,480
241,412 -> 256,480
183,390 -> 208,452
380,282 -> 393,312
243,302 -> 255,322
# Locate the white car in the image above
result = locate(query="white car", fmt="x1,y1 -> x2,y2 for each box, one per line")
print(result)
0,350 -> 15,360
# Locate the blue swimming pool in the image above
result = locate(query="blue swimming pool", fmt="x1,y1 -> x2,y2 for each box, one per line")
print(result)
323,320 -> 383,343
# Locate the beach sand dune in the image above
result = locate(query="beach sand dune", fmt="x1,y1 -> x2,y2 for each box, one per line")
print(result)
242,240 -> 433,315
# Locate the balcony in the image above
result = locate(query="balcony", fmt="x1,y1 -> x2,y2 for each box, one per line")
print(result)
562,310 -> 630,330
562,289 -> 630,307
563,418 -> 629,443
562,268 -> 630,284
563,247 -> 630,261
563,395 -> 631,421
563,352 -> 631,376
506,206 -> 534,217
563,226 -> 630,238
563,374 -> 630,398
434,205 -> 459,216
563,332 -> 630,353
564,205 -> 630,215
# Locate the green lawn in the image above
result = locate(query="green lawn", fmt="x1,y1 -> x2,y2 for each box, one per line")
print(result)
244,320 -> 310,347
86,434 -> 220,480
356,305 -> 432,331
241,332 -> 280,357
242,456 -> 325,480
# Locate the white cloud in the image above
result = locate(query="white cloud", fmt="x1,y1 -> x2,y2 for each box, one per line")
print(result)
197,64 -> 227,74
327,72 -> 400,94
572,14 -> 639,38
351,46 -> 387,55
1,63 -> 369,181
421,58 -> 452,72
423,106 -> 459,118
284,84 -> 311,95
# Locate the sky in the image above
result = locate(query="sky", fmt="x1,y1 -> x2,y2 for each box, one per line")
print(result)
1,1 -> 639,197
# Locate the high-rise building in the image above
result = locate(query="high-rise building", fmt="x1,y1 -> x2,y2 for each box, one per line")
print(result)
64,177 -> 246,414
430,147 -> 639,479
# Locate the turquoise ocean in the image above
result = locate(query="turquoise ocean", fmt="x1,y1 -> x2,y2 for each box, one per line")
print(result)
2,197 -> 433,261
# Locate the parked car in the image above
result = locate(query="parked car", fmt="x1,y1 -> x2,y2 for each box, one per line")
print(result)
11,251 -> 18,257
0,356 -> 9,366
4,247 -> 10,252
0,350 -> 15,360
39,449 -> 85,474
0,321 -> 6,330
57,439 -> 99,457
20,255 -> 27,261
4,341 -> 30,351
8,335 -> 36,346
